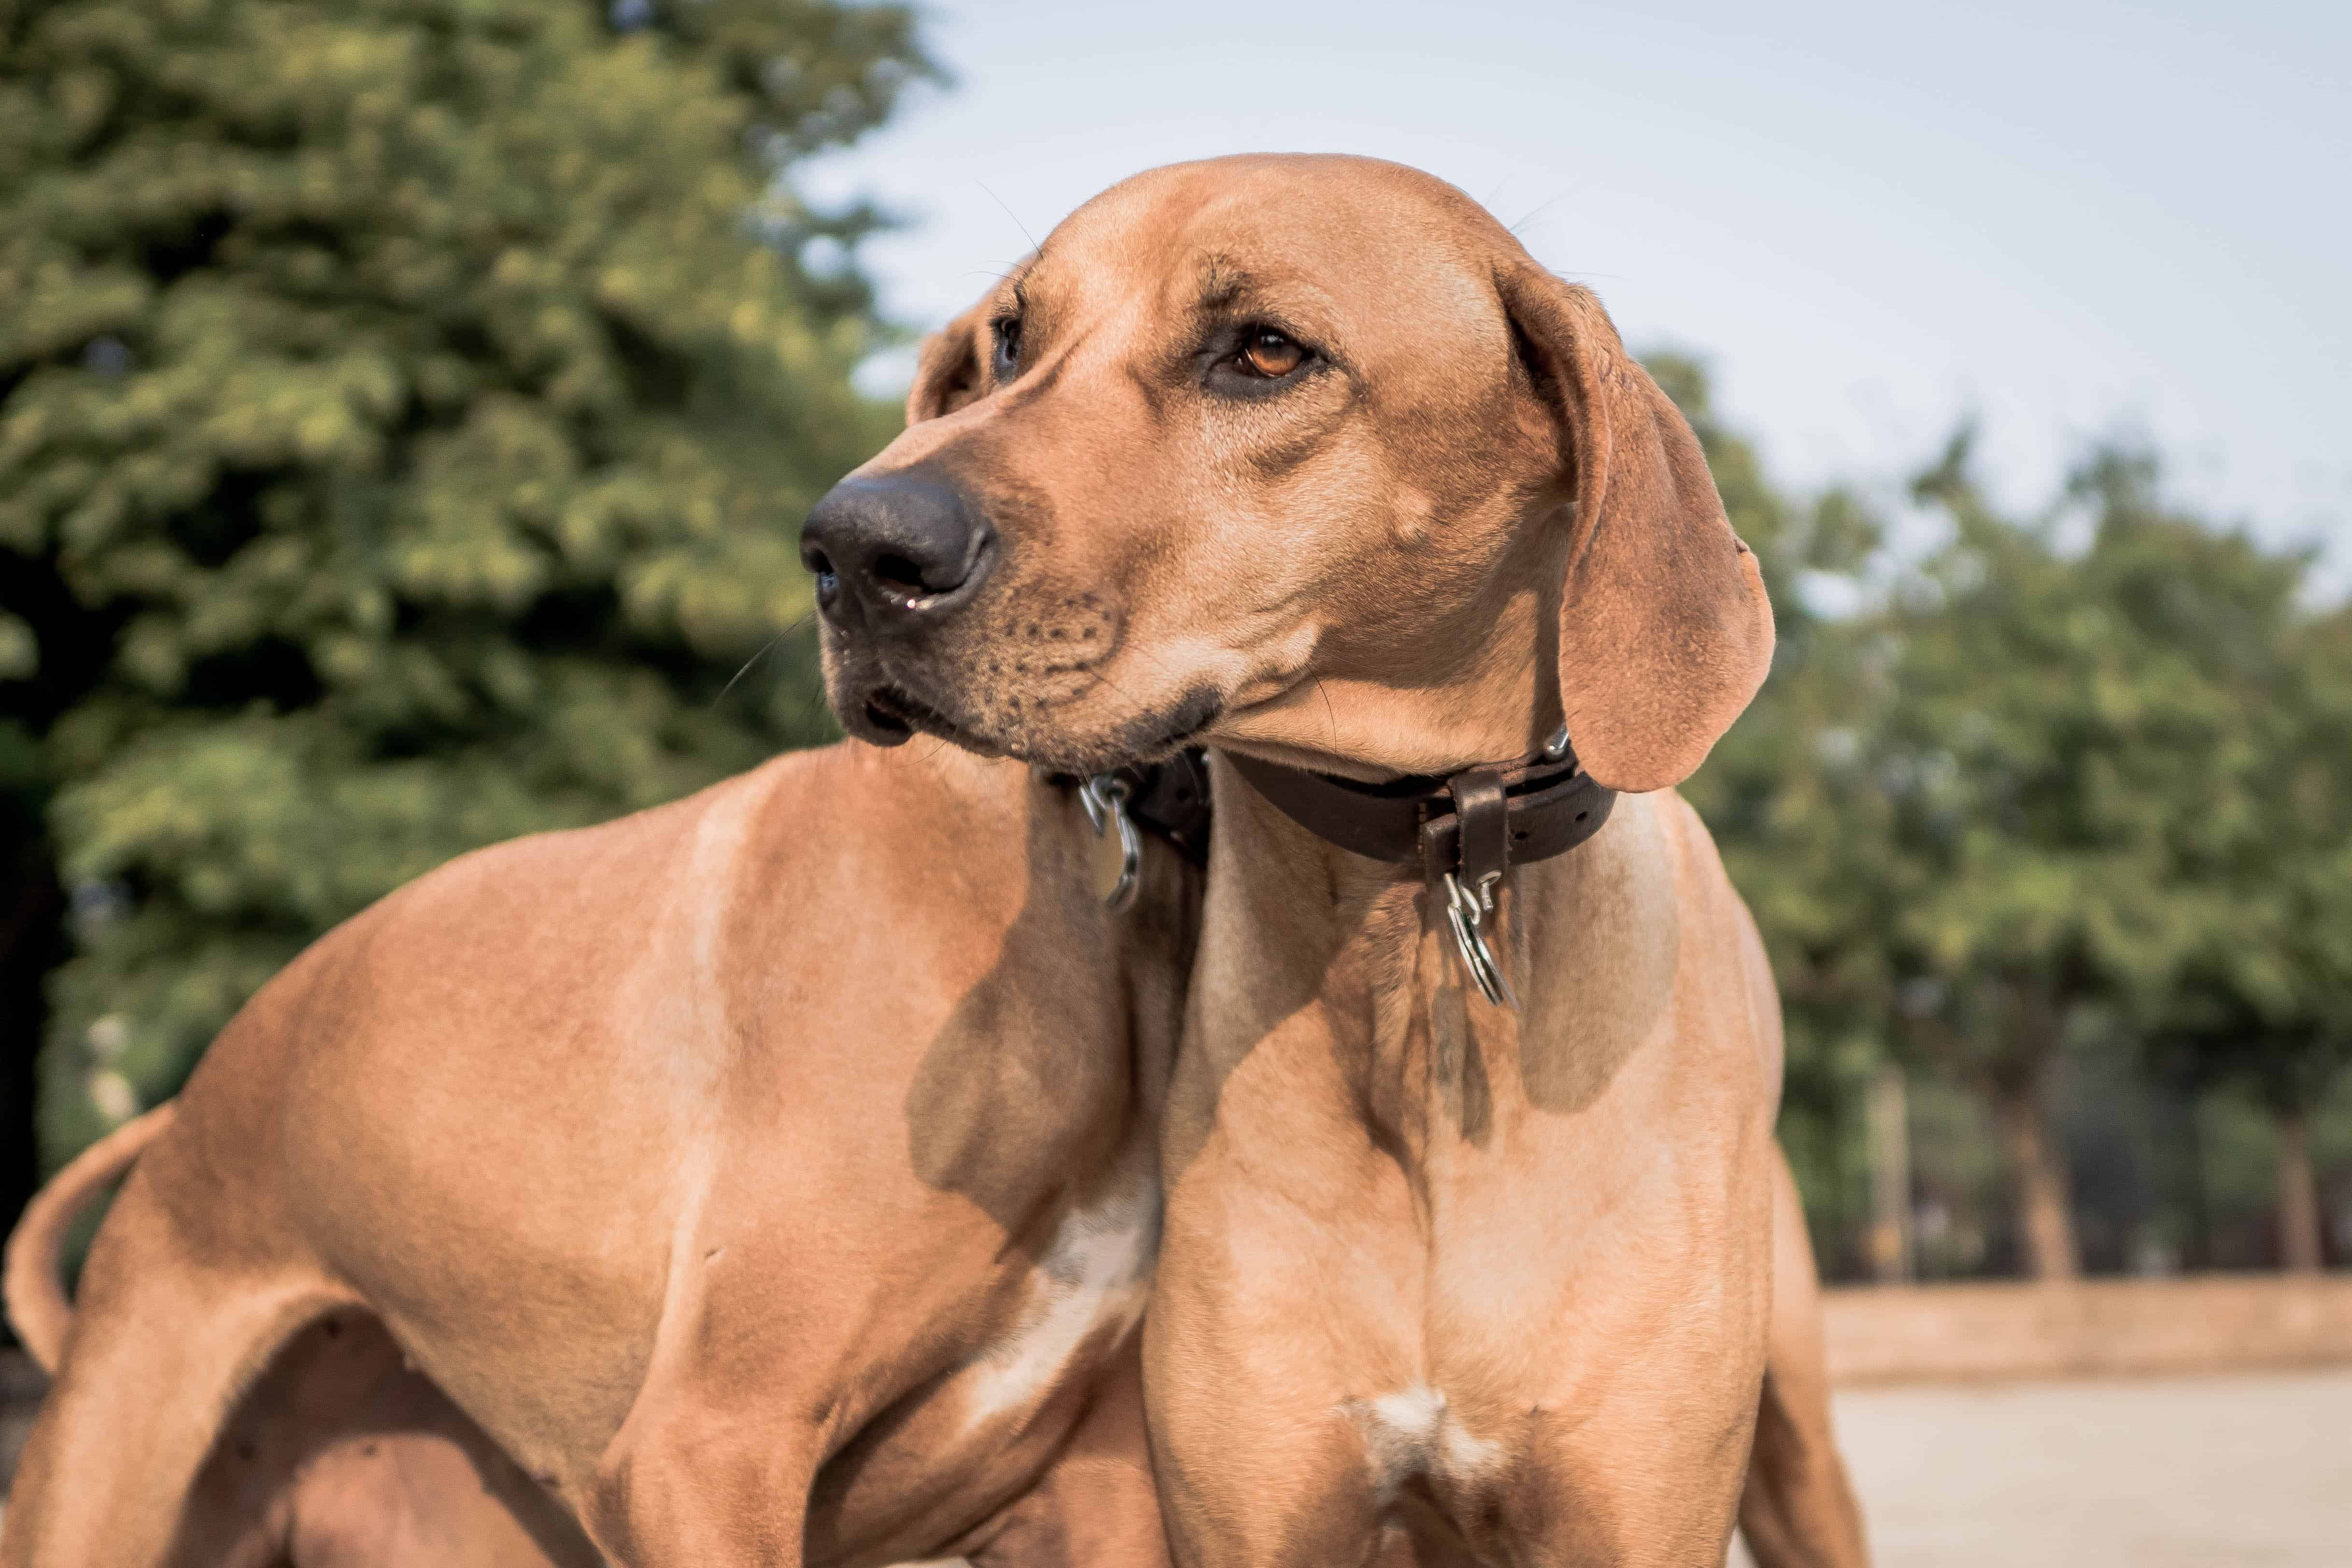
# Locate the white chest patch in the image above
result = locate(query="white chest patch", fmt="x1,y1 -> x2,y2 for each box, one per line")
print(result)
962,1166 -> 1159,1428
1345,1384 -> 1507,1503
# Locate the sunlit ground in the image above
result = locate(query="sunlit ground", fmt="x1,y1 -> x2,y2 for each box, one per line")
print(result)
7,1360 -> 2349,1560
1736,1369 -> 2352,1568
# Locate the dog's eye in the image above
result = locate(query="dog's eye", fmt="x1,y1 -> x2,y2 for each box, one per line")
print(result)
1237,328 -> 1306,379
992,316 -> 1022,378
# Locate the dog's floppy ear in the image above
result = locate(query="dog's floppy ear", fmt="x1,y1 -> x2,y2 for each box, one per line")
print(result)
1499,264 -> 1773,794
905,297 -> 996,424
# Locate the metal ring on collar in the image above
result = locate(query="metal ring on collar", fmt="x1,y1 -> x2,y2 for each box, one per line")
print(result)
1080,775 -> 1145,913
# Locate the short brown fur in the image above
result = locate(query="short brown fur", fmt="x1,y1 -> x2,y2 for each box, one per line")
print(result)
814,153 -> 1867,1568
1,740 -> 1193,1568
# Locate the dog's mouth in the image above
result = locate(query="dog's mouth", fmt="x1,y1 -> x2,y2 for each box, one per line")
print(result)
837,657 -> 1225,774
1118,686 -> 1224,763
857,683 -> 963,748
1026,684 -> 1225,776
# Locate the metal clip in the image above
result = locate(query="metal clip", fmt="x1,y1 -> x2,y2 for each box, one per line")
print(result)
1080,774 -> 1143,913
1442,870 -> 1515,1008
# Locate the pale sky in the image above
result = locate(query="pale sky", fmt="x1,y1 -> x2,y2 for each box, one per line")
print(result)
800,0 -> 2348,591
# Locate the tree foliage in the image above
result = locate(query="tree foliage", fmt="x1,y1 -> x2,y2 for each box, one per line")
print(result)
0,0 -> 928,1168
1670,387 -> 2352,1277
2142,593 -> 2352,1108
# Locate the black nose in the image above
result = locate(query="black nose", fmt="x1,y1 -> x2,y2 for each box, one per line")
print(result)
800,468 -> 992,629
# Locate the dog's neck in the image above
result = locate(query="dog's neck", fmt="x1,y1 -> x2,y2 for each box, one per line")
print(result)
1170,750 -> 1677,1185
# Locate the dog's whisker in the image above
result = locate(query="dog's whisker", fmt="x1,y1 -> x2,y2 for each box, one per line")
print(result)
715,637 -> 783,708
711,611 -> 818,711
975,181 -> 1041,258
1080,663 -> 1139,707
1080,662 -> 1185,750
1508,184 -> 1583,236
1102,637 -> 1190,703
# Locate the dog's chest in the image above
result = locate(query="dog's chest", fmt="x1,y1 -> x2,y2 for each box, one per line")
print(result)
1347,1384 -> 1509,1502
957,1164 -> 1159,1429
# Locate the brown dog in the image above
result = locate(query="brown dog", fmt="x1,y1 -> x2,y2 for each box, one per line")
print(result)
799,154 -> 1868,1567
0,741 -> 1195,1567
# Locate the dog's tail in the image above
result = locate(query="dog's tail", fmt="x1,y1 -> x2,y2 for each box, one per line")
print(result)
4,1101 -> 178,1371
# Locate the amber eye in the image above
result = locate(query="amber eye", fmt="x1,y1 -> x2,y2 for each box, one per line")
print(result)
1239,328 -> 1306,379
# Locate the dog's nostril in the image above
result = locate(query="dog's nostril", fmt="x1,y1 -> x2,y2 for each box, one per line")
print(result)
803,546 -> 840,603
871,551 -> 930,594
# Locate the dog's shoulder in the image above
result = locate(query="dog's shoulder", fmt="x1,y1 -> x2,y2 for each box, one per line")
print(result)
1642,786 -> 1784,1097
1647,787 -> 1741,906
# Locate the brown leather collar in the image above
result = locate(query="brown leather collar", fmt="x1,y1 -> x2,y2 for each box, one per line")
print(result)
1221,740 -> 1616,895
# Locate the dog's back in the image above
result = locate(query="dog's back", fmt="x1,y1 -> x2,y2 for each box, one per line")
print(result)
3,739 -> 1192,1567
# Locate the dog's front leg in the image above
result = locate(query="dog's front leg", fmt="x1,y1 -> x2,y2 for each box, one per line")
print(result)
1735,1147 -> 1870,1568
952,1334 -> 1174,1568
1144,1088 -> 1426,1568
585,1389 -> 822,1568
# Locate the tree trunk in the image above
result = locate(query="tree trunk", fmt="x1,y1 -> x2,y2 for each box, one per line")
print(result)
1866,1064 -> 1913,1283
2182,1089 -> 2213,1272
2274,1109 -> 2324,1274
1994,1081 -> 2081,1281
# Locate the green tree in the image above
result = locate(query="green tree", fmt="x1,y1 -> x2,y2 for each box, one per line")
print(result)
0,0 -> 929,1174
1857,442 -> 2311,1279
1644,367 -> 2349,1285
2137,536 -> 2352,1272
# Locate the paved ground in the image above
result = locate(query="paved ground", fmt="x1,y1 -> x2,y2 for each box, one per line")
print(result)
1736,1369 -> 2352,1568
8,1355 -> 2348,1561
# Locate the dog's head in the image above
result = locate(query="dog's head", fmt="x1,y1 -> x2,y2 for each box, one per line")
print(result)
803,155 -> 1770,792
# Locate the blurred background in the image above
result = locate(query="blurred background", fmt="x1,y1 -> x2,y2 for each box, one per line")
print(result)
1,0 -> 2348,1548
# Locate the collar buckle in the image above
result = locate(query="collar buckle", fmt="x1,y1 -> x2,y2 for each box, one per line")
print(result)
1220,724 -> 1618,1012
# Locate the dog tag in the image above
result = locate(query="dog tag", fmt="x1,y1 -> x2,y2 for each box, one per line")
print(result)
1080,776 -> 1143,911
1090,813 -> 1129,902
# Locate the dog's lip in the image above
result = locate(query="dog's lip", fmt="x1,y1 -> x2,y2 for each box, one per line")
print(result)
1085,685 -> 1226,770
841,665 -> 1223,774
863,682 -> 958,742
1139,711 -> 1217,760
